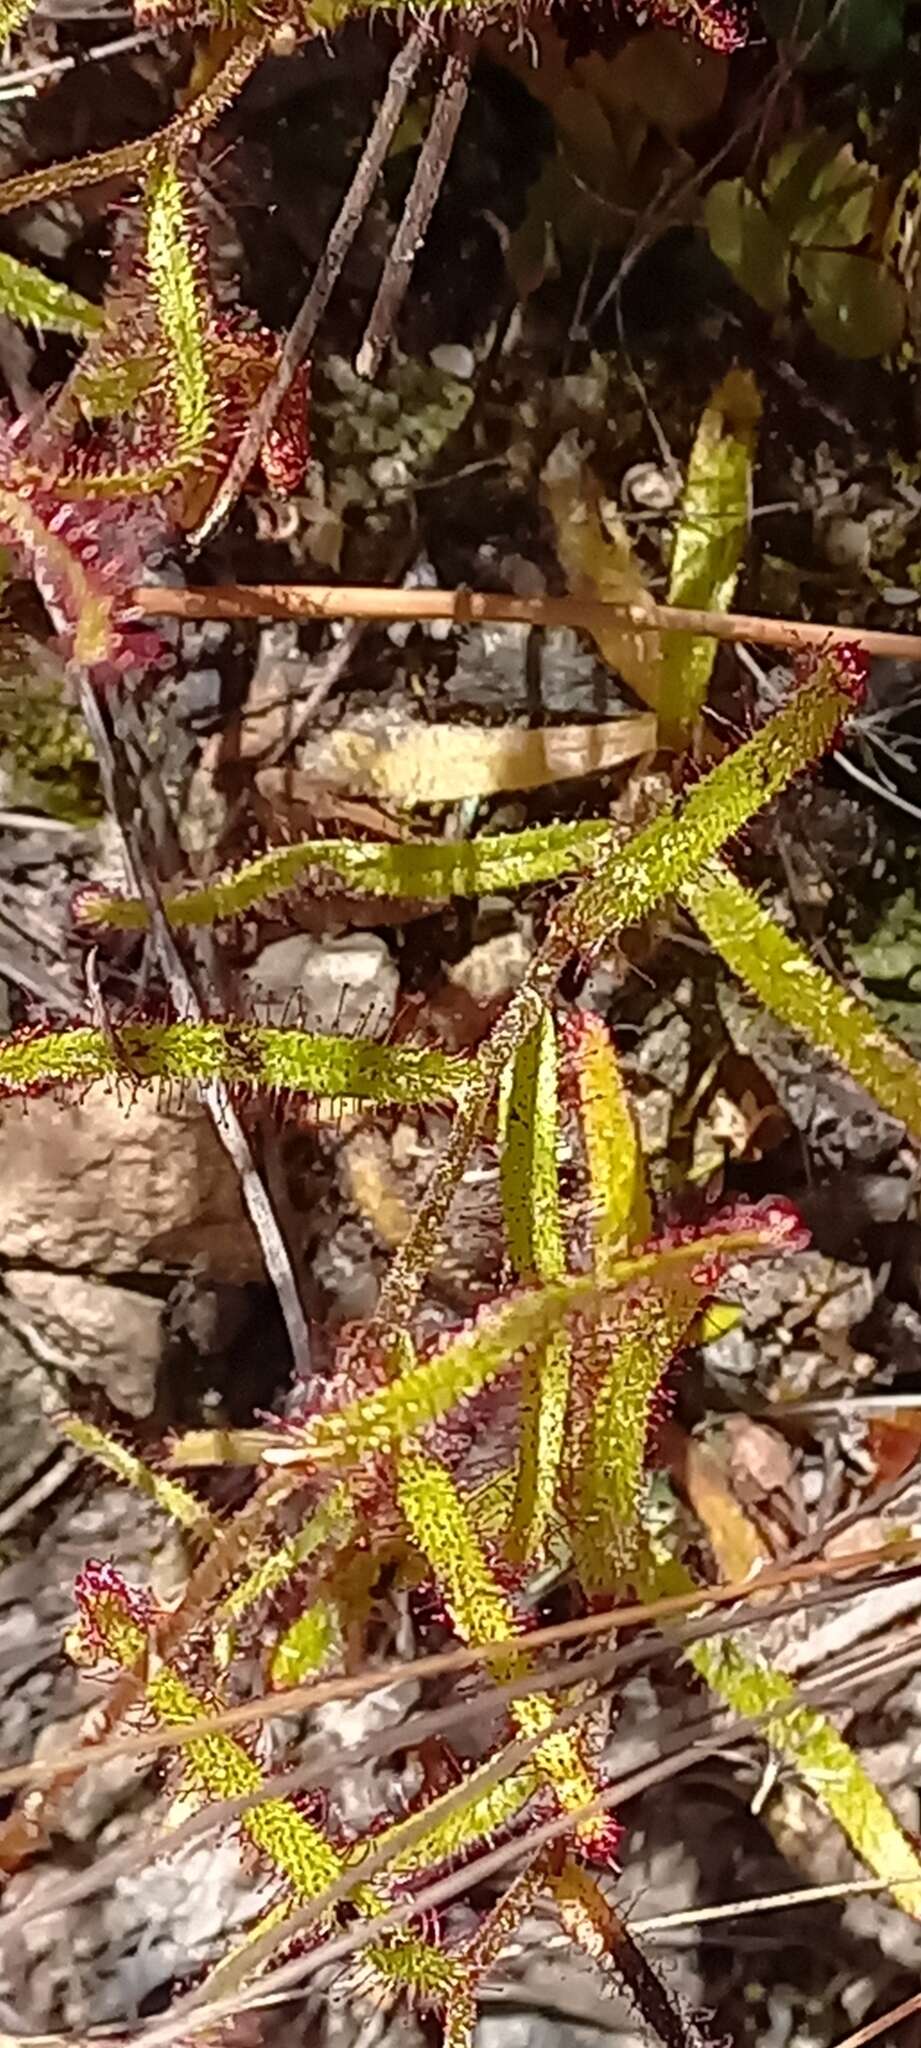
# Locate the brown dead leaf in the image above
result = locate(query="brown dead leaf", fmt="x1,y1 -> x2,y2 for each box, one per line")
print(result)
491,23 -> 726,139
541,432 -> 661,708
724,1415 -> 796,1501
866,1414 -> 921,1485
342,1127 -> 413,1249
659,1418 -> 772,1583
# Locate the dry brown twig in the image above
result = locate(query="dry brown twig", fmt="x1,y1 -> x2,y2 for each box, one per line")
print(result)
189,27 -> 431,550
131,581 -> 921,663
0,1534 -> 917,1801
831,1992 -> 921,2048
355,24 -> 479,378
5,1555 -> 906,1944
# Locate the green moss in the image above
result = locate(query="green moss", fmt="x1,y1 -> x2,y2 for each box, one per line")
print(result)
850,889 -> 921,1046
0,633 -> 99,823
319,356 -> 474,502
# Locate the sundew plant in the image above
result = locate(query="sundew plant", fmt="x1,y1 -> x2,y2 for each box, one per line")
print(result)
0,4 -> 920,2046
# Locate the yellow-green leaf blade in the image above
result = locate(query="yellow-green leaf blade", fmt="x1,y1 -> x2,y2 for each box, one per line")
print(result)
498,1007 -> 570,1560
563,648 -> 859,952
75,821 -> 615,932
58,1416 -> 213,1540
0,1020 -> 469,1107
693,1634 -> 921,1919
293,1209 -> 806,1472
566,1283 -> 702,1593
660,369 -> 760,746
566,1009 -> 650,1264
0,250 -> 103,337
144,157 -> 215,460
680,854 -> 921,1143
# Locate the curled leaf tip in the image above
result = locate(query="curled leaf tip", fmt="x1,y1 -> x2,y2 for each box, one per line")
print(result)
71,1558 -> 154,1667
799,638 -> 868,711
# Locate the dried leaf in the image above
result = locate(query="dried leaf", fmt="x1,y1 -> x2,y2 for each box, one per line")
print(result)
260,713 -> 656,804
660,1418 -> 771,1583
594,29 -> 728,136
541,431 -> 661,708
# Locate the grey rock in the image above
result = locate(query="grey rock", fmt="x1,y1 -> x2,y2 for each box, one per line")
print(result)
0,1319 -> 64,1512
3,1269 -> 165,1418
242,931 -> 398,1039
0,1090 -> 263,1281
448,624 -> 618,716
718,984 -> 903,1165
449,929 -> 533,1002
175,666 -> 223,720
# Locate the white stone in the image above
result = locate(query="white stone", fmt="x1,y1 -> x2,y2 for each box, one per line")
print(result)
429,343 -> 475,380
449,930 -> 533,1003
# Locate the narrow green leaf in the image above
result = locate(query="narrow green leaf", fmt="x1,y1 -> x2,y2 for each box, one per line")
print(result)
373,1743 -> 541,1877
498,1005 -> 565,1280
0,0 -> 36,40
660,369 -> 760,746
76,821 -> 614,932
679,855 -> 921,1143
0,1020 -> 469,1107
58,1416 -> 213,1539
270,1596 -> 343,1687
499,1006 -> 569,1561
693,1634 -> 921,1918
217,1483 -> 355,1626
566,1009 -> 650,1263
144,157 -> 214,459
562,648 -> 859,953
292,1212 -> 805,1472
397,1449 -> 605,1828
0,250 -> 103,337
566,1284 -> 703,1593
641,1546 -> 921,1919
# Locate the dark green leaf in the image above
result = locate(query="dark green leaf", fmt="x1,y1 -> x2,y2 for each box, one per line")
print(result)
704,181 -> 789,313
794,249 -> 905,357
